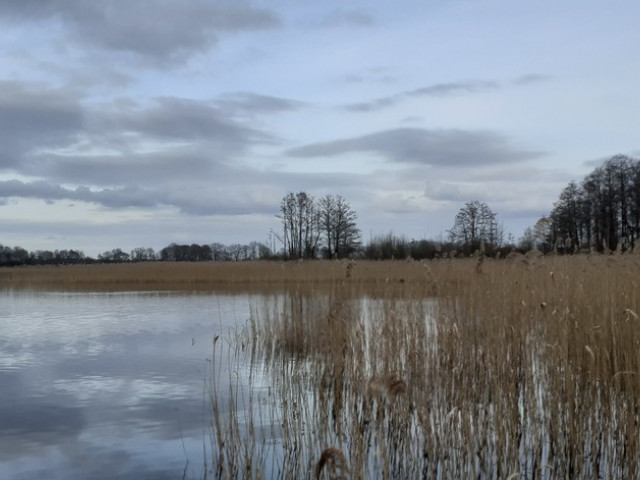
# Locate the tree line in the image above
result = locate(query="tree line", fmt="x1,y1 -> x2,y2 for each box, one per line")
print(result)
0,193 -> 514,267
0,241 -> 275,267
4,155 -> 636,268
528,154 -> 640,253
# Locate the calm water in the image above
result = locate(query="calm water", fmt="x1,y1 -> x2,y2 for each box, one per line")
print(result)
0,290 -> 260,480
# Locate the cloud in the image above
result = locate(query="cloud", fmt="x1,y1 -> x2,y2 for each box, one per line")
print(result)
0,81 -> 83,169
345,80 -> 499,112
583,152 -> 640,168
0,84 -> 273,186
215,92 -> 305,117
0,1 -> 281,64
6,93 -> 276,186
0,179 -> 282,216
340,67 -> 396,85
511,74 -> 551,86
408,81 -> 499,97
0,180 -> 155,207
287,128 -> 544,166
346,96 -> 402,112
344,76 -> 551,112
0,79 -> 367,216
105,96 -> 272,145
31,151 -> 216,186
320,8 -> 375,27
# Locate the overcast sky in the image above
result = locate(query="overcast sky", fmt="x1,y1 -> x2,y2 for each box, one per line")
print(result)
0,1 -> 638,256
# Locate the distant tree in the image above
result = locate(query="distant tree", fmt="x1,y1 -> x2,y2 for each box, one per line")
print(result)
533,217 -> 553,252
210,243 -> 229,261
409,239 -> 439,259
318,194 -> 361,258
363,233 -> 410,260
519,217 -> 553,253
98,248 -> 130,263
254,242 -> 273,260
278,192 -> 321,259
31,250 -> 56,265
160,243 -> 212,262
55,249 -> 86,264
548,155 -> 639,252
11,246 -> 29,265
130,247 -> 156,262
448,200 -> 500,254
188,244 -> 212,261
227,243 -> 245,261
0,245 -> 89,266
0,245 -> 30,266
550,182 -> 581,252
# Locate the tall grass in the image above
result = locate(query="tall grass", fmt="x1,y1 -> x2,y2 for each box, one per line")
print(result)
0,260 -> 440,292
209,254 -> 640,479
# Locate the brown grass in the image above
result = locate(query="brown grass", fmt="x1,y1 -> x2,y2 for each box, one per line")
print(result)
0,260 -> 452,293
207,254 -> 640,478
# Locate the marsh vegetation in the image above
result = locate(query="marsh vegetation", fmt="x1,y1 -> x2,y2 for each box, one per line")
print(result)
205,254 -> 640,479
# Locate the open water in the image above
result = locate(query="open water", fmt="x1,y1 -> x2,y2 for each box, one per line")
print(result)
0,290 -> 258,480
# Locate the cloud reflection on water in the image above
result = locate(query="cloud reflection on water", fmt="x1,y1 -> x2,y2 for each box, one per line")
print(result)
0,291 -> 260,480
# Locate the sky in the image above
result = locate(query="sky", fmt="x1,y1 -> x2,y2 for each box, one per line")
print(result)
0,1 -> 638,256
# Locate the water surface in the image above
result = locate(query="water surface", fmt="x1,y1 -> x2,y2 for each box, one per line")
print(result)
0,290 -> 257,480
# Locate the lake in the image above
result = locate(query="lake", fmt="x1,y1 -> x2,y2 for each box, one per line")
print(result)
0,290 -> 262,480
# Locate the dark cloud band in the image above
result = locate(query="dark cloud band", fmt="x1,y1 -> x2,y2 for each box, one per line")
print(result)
287,127 -> 544,166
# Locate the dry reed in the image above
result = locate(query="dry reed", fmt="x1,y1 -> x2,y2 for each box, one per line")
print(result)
0,260 -> 447,293
205,255 -> 640,478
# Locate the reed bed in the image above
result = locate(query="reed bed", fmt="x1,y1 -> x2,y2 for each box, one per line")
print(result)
0,260 -> 445,292
208,254 -> 640,479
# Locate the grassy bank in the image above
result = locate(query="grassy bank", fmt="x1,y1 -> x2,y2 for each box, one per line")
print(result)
208,253 -> 640,478
0,259 -> 462,293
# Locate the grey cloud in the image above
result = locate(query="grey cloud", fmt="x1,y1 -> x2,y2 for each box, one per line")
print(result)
0,81 -> 83,169
341,67 -> 396,85
16,95 -> 276,185
583,152 -> 640,168
408,81 -> 499,97
512,74 -> 551,86
31,150 -> 217,186
0,179 -> 279,216
0,180 -> 160,208
287,128 -> 544,166
423,181 -> 465,203
215,92 -> 305,117
105,97 -> 272,145
345,80 -> 499,112
321,8 -> 375,27
583,156 -> 610,168
346,96 -> 402,112
0,164 -> 368,216
0,1 -> 280,64
165,190 -> 276,216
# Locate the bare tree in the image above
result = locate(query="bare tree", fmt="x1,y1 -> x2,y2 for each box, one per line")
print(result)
130,247 -> 156,262
318,194 -> 361,258
448,200 -> 499,254
279,192 -> 321,259
210,243 -> 229,261
98,248 -> 130,263
549,155 -> 639,252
